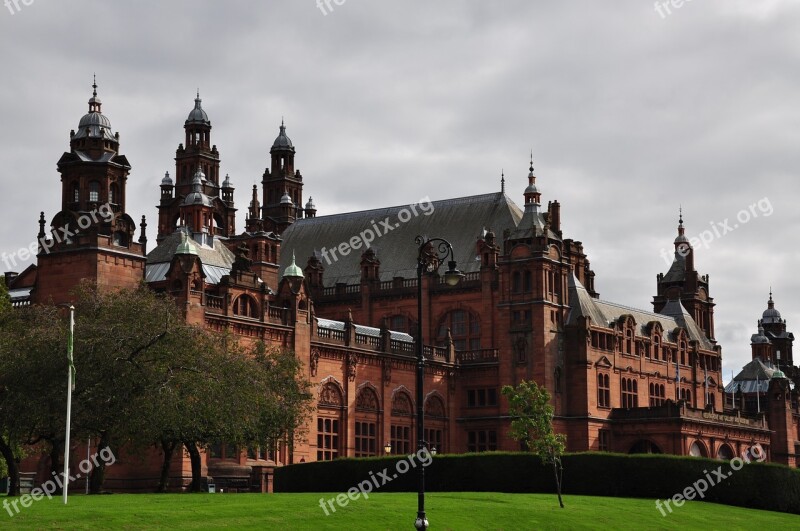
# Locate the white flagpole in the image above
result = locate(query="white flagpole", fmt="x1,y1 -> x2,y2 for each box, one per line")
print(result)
63,305 -> 75,505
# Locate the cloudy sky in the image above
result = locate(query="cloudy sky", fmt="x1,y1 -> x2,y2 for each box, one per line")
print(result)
1,0 -> 798,377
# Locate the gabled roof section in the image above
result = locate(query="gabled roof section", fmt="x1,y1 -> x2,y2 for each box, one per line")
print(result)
145,228 -> 238,285
280,192 -> 523,286
566,272 -> 605,325
724,358 -> 776,394
566,270 -> 713,350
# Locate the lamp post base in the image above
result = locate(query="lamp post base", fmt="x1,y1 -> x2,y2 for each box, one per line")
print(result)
414,515 -> 429,530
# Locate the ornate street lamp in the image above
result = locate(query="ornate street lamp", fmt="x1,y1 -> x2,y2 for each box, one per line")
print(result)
413,236 -> 463,530
384,442 -> 392,455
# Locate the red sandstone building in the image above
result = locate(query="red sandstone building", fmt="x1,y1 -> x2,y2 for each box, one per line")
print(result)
5,85 -> 798,491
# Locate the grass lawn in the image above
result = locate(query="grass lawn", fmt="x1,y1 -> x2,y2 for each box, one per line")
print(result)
2,492 -> 798,530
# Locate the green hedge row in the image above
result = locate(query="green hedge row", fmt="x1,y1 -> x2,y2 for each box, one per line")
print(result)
274,452 -> 800,514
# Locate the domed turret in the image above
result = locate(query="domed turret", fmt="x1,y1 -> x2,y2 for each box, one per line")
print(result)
73,78 -> 116,141
282,251 -> 304,279
182,166 -> 213,207
280,190 -> 293,205
161,171 -> 173,186
762,291 -> 782,324
272,119 -> 294,150
186,91 -> 210,124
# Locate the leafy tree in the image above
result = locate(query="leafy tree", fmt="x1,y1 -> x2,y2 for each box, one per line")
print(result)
501,380 -> 566,508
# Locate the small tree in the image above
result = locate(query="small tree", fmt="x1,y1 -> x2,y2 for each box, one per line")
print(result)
502,380 -> 566,508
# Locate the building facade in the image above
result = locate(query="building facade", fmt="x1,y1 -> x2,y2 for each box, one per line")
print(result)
5,85 -> 798,491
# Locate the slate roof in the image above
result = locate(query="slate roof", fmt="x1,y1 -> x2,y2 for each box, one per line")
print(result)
317,317 -> 413,343
567,272 -> 714,350
724,358 -> 779,394
280,192 -> 523,286
145,228 -> 239,285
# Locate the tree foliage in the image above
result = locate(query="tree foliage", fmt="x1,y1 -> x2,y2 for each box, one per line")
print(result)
0,281 -> 313,494
501,380 -> 566,508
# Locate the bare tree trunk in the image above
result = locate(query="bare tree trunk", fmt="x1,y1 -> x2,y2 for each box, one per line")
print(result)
183,441 -> 203,492
89,432 -> 110,494
157,439 -> 177,493
48,439 -> 63,493
0,436 -> 20,497
552,456 -> 564,508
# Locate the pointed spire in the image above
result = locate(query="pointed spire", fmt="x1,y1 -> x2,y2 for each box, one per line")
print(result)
768,288 -> 774,308
529,150 -> 534,175
92,73 -> 97,97
500,169 -> 505,193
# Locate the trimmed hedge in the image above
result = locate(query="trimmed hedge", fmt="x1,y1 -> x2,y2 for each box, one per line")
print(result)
274,452 -> 800,514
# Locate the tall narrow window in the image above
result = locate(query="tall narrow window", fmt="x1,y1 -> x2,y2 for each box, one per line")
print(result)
598,373 -> 610,408
621,378 -> 638,408
72,182 -> 79,203
89,181 -> 100,202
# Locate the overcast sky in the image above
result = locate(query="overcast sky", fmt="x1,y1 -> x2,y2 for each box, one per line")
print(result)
1,0 -> 798,379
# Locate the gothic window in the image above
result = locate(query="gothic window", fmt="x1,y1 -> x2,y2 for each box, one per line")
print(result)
679,388 -> 692,403
625,329 -> 633,354
319,382 -> 343,408
649,383 -> 666,406
621,377 -> 638,408
89,181 -> 100,202
392,391 -> 413,417
437,309 -> 480,351
424,395 -> 446,418
232,295 -> 258,318
356,386 -> 379,412
598,373 -> 610,408
679,341 -> 687,365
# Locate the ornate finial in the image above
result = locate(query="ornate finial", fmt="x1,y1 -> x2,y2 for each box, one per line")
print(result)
92,73 -> 97,97
501,169 -> 505,193
197,88 -> 200,98
679,206 -> 683,226
769,287 -> 773,302
529,150 -> 534,173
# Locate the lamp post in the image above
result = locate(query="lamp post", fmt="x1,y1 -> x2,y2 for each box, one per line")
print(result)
413,236 -> 463,531
384,442 -> 392,455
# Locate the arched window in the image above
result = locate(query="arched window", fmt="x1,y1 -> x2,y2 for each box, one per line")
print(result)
437,309 -> 480,351
390,390 -> 413,455
110,183 -> 119,205
317,381 -> 344,461
232,295 -> 258,318
424,394 -> 447,454
523,271 -> 532,292
512,271 -> 521,293
652,335 -> 661,360
689,441 -> 707,457
355,386 -> 380,457
89,181 -> 100,202
625,329 -> 633,354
